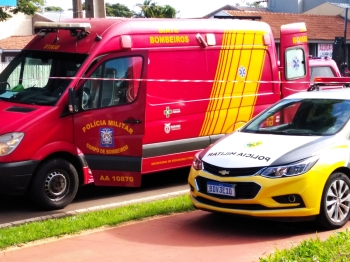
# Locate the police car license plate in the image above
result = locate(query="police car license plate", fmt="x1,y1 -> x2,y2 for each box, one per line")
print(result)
207,181 -> 235,197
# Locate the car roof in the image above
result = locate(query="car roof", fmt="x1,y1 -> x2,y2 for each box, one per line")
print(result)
309,57 -> 335,66
285,88 -> 350,100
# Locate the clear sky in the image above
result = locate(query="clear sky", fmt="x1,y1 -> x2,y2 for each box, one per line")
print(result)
44,0 -> 257,18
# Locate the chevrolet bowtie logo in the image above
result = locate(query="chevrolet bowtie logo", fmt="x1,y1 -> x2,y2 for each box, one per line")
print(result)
219,170 -> 230,176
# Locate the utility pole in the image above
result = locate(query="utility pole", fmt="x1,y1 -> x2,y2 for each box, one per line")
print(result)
72,0 -> 83,18
85,0 -> 106,18
344,8 -> 349,66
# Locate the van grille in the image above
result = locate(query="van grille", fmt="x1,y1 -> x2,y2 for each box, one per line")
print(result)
203,161 -> 263,177
195,176 -> 261,199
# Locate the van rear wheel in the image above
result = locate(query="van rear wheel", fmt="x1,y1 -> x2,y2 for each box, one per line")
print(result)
29,158 -> 79,210
316,172 -> 350,229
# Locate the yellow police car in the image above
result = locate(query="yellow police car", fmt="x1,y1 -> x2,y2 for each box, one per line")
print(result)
188,89 -> 350,229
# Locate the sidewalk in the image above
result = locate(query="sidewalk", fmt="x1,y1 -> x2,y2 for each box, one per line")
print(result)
1,210 -> 348,262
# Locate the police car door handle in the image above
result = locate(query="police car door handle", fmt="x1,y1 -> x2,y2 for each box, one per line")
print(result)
123,118 -> 142,124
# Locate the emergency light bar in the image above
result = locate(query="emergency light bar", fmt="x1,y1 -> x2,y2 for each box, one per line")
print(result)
34,22 -> 91,39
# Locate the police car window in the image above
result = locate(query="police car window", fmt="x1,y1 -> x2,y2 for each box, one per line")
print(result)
82,56 -> 143,110
242,99 -> 350,136
285,48 -> 306,80
310,66 -> 334,83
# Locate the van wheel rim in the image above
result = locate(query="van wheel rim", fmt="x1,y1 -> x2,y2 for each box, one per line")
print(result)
326,179 -> 350,223
44,171 -> 69,201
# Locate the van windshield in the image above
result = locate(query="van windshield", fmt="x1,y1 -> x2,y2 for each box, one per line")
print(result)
0,50 -> 87,105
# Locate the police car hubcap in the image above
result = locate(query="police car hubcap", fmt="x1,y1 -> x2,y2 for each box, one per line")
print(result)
326,180 -> 350,223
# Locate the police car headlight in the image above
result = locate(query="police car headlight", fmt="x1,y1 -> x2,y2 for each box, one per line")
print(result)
192,152 -> 203,170
0,132 -> 24,156
260,156 -> 319,178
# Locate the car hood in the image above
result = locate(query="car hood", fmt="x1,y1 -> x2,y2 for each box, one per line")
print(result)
201,132 -> 337,168
0,102 -> 48,133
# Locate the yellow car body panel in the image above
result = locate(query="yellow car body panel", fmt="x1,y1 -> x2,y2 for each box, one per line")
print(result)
188,140 -> 350,218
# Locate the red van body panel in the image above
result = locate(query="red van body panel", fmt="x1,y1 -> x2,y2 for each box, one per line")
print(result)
0,18 -> 337,209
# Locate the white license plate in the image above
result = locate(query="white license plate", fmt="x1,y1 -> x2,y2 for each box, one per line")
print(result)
207,181 -> 235,197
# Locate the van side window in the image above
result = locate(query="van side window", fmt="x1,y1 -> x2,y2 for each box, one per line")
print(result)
285,48 -> 306,80
82,56 -> 143,110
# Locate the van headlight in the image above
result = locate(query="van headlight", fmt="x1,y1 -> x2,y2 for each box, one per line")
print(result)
0,132 -> 24,156
259,156 -> 319,178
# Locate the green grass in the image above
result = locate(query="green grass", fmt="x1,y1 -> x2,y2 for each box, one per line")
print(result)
260,229 -> 350,262
2,194 -> 350,261
0,194 -> 195,250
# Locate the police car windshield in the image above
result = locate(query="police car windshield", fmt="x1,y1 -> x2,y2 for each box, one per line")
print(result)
0,50 -> 87,105
242,98 -> 350,136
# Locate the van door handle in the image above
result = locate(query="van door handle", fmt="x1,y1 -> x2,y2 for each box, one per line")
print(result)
123,119 -> 142,124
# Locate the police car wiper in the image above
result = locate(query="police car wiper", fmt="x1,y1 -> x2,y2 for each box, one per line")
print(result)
253,130 -> 289,135
281,130 -> 317,136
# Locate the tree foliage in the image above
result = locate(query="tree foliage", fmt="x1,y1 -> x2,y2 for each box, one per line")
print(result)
135,0 -> 178,18
0,0 -> 44,22
106,3 -> 133,18
45,6 -> 63,12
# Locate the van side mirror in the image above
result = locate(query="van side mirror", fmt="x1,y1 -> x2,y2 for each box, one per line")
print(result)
68,88 -> 78,113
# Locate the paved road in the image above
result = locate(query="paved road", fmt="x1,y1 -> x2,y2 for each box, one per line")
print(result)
1,210 -> 348,262
0,168 -> 190,226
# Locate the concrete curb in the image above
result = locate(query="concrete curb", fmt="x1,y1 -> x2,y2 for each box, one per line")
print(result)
0,189 -> 190,229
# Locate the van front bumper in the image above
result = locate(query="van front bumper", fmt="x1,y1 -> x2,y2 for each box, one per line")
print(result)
0,161 -> 39,195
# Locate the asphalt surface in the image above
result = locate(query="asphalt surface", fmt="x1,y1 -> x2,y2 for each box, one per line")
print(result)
0,189 -> 189,228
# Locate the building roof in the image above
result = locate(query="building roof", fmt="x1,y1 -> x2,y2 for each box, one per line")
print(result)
0,35 -> 35,50
329,2 -> 350,9
202,5 -> 241,18
224,10 -> 350,41
304,2 -> 349,16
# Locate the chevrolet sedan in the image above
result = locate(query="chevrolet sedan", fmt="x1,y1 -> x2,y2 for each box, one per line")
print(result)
188,89 -> 350,229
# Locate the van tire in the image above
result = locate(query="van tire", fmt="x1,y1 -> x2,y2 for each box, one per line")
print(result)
29,158 -> 79,210
316,172 -> 350,229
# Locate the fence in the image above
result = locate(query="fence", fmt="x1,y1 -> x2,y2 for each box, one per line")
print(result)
0,62 -> 51,87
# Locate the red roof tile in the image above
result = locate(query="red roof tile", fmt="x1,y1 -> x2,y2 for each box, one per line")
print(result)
225,11 -> 350,41
0,35 -> 35,50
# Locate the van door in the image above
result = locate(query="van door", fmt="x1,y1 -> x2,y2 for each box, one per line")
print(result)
73,54 -> 146,187
279,22 -> 310,97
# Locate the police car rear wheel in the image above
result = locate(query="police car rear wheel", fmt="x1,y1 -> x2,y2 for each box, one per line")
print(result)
316,172 -> 350,229
29,158 -> 79,210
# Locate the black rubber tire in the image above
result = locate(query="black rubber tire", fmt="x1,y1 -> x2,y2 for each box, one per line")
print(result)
29,158 -> 79,210
316,172 -> 350,229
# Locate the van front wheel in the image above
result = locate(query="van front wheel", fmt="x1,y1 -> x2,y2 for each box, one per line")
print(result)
29,158 -> 79,210
316,172 -> 350,229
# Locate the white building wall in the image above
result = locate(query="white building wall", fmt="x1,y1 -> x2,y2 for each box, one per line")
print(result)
268,0 -> 350,13
0,12 -> 32,40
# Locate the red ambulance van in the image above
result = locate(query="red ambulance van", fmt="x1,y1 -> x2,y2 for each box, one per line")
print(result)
0,18 -> 335,210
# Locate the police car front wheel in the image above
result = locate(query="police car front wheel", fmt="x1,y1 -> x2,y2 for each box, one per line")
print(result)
316,172 -> 350,229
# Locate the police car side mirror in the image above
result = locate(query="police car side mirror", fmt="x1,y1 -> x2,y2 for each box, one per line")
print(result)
68,88 -> 78,113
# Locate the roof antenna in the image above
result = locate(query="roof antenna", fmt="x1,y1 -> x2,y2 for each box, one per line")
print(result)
54,31 -> 59,43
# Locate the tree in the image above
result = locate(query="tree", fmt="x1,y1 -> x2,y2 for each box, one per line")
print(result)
106,3 -> 133,18
45,6 -> 63,12
136,0 -> 178,18
0,0 -> 44,22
